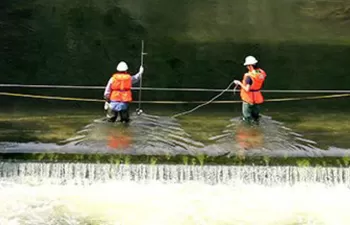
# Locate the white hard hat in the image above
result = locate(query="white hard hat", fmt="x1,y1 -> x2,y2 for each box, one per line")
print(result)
243,56 -> 258,66
116,61 -> 128,71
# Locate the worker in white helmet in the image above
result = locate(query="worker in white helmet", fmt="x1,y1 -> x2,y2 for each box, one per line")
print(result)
233,56 -> 267,123
103,61 -> 144,123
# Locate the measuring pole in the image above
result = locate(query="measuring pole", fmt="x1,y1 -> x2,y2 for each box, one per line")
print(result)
138,40 -> 145,111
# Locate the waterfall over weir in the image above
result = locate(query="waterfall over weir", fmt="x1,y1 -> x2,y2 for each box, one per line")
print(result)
1,162 -> 350,186
2,163 -> 350,224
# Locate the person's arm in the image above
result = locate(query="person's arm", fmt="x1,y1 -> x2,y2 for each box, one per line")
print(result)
103,77 -> 113,101
131,66 -> 144,84
234,76 -> 252,92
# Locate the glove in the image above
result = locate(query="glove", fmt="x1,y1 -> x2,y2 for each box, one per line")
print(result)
139,65 -> 144,74
233,80 -> 240,85
104,102 -> 110,110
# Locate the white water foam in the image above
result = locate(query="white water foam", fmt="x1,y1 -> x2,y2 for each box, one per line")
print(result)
0,180 -> 350,225
1,163 -> 350,224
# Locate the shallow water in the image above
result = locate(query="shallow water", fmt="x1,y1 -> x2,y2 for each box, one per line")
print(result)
0,112 -> 332,157
1,98 -> 350,155
1,107 -> 350,157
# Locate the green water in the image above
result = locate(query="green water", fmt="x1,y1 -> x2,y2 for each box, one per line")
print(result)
1,96 -> 350,149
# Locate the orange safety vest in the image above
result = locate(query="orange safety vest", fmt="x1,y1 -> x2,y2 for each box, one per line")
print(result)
110,73 -> 132,102
240,68 -> 266,104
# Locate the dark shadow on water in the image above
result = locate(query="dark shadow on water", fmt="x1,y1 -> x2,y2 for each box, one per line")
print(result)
0,121 -> 49,143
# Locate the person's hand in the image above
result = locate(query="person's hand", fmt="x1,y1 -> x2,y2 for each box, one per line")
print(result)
139,65 -> 144,74
234,80 -> 240,86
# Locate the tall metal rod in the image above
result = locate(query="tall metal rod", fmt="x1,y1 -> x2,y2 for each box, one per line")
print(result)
138,40 -> 144,110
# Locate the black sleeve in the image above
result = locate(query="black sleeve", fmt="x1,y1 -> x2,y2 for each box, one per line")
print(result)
245,76 -> 253,85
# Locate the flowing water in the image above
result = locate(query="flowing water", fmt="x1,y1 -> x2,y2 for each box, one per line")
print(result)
1,104 -> 349,225
1,106 -> 349,224
1,111 -> 350,158
1,163 -> 350,225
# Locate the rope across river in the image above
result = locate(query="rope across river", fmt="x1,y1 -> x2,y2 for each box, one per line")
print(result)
1,83 -> 350,118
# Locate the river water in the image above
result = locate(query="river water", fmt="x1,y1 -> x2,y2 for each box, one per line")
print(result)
1,104 -> 350,224
0,109 -> 349,158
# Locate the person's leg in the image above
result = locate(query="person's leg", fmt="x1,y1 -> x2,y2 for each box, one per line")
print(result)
120,109 -> 130,123
106,108 -> 118,122
242,102 -> 253,122
251,104 -> 261,122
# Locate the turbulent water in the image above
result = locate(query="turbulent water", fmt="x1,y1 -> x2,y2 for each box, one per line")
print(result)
64,112 -> 206,155
2,180 -> 350,225
203,115 -> 320,157
1,163 -> 350,225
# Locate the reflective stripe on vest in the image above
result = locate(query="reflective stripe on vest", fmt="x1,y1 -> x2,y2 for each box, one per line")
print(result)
110,73 -> 132,102
240,69 -> 266,104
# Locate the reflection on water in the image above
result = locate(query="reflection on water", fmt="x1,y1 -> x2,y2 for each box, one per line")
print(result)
235,124 -> 264,150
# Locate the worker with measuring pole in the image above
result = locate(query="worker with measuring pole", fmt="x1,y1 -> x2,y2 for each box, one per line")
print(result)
103,40 -> 146,123
234,56 -> 267,123
103,61 -> 144,123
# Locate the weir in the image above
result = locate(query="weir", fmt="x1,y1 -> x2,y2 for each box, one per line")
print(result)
1,162 -> 349,186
